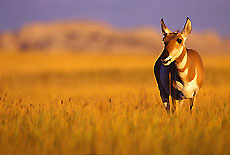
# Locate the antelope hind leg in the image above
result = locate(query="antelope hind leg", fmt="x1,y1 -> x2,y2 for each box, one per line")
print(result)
189,96 -> 196,113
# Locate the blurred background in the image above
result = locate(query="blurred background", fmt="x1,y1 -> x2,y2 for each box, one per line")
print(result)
0,0 -> 230,53
0,1 -> 230,154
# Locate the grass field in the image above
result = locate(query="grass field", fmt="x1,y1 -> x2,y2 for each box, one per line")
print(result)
0,52 -> 229,154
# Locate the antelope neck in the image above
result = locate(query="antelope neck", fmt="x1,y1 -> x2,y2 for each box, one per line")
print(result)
175,47 -> 188,72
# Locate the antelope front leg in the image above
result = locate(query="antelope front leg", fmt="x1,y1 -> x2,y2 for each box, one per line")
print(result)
171,99 -> 183,114
163,102 -> 170,113
171,99 -> 176,113
176,99 -> 184,114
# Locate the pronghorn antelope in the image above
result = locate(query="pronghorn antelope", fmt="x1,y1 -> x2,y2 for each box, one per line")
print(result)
154,17 -> 204,113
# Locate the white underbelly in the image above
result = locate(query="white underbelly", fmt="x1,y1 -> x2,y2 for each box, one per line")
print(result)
182,83 -> 199,98
176,73 -> 199,98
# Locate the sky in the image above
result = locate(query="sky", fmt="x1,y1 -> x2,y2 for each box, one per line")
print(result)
0,0 -> 230,36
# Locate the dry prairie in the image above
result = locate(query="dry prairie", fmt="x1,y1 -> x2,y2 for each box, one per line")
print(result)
0,52 -> 229,155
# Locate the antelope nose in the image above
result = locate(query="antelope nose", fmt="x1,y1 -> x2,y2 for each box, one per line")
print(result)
161,49 -> 169,62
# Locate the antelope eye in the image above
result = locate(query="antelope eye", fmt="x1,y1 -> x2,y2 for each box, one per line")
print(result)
176,38 -> 182,44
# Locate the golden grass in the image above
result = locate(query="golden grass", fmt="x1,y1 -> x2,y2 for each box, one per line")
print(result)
0,52 -> 229,155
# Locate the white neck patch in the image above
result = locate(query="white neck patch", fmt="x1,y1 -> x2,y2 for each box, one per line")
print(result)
177,51 -> 187,69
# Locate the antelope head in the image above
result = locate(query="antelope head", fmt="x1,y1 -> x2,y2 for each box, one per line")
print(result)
161,17 -> 192,66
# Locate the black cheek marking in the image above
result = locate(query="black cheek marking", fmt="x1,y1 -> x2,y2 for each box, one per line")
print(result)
164,41 -> 168,46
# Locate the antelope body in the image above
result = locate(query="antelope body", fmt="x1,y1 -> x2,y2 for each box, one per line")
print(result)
154,17 -> 204,113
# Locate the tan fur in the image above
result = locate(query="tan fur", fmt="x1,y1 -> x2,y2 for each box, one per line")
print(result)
163,33 -> 204,89
158,17 -> 204,113
176,48 -> 188,72
185,49 -> 204,87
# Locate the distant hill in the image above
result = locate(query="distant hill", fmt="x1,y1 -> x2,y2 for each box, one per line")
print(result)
0,21 -> 229,53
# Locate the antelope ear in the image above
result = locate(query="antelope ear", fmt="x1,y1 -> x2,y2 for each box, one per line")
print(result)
161,18 -> 172,35
181,17 -> 192,37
